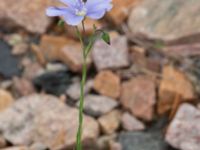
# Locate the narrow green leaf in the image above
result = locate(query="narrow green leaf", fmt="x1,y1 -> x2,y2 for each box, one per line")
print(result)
57,20 -> 65,27
101,32 -> 111,45
85,34 -> 96,57
93,24 -> 97,32
154,41 -> 165,49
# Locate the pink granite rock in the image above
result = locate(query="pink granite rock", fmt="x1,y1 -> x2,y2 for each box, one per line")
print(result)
120,76 -> 156,121
166,104 -> 200,150
92,35 -> 129,70
0,94 -> 99,149
121,112 -> 145,131
0,0 -> 56,33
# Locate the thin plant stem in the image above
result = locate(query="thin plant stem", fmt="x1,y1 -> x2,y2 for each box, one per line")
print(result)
76,26 -> 84,50
75,21 -> 87,150
82,21 -> 86,34
76,55 -> 87,150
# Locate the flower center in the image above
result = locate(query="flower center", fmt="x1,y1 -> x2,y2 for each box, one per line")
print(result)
75,7 -> 87,16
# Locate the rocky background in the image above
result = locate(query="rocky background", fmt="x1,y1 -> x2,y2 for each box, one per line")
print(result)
0,0 -> 200,150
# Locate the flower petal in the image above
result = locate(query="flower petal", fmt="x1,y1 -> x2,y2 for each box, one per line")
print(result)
59,0 -> 77,7
90,3 -> 112,11
46,7 -> 67,16
63,8 -> 84,25
86,3 -> 113,19
87,10 -> 106,20
86,0 -> 112,9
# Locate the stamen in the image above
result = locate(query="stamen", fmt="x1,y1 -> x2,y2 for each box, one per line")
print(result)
75,8 -> 87,16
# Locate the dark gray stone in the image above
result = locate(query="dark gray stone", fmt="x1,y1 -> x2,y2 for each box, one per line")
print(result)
0,40 -> 20,78
118,131 -> 174,150
33,71 -> 72,96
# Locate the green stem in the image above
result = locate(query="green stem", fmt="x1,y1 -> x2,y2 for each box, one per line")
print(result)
82,21 -> 86,34
75,23 -> 87,150
76,26 -> 84,50
76,55 -> 87,150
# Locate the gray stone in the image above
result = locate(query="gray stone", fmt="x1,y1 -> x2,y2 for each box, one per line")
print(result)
166,103 -> 200,150
92,35 -> 129,70
82,94 -> 119,117
66,80 -> 93,100
128,0 -> 200,41
33,71 -> 72,96
0,94 -> 99,149
118,132 -> 168,150
0,40 -> 20,78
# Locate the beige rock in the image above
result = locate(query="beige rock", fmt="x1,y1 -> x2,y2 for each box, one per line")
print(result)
121,112 -> 145,131
0,136 -> 6,148
98,110 -> 121,134
94,70 -> 121,99
60,43 -> 92,72
128,0 -> 200,41
0,89 -> 14,112
39,35 -> 72,62
39,35 -> 91,72
158,66 -> 195,114
29,142 -> 47,150
130,46 -> 162,72
1,147 -> 28,150
12,43 -> 28,55
82,94 -> 119,117
163,43 -> 200,57
109,141 -> 122,150
120,76 -> 156,121
46,62 -> 67,72
0,80 -> 12,90
107,0 -> 139,25
0,0 -> 56,33
12,77 -> 35,96
0,94 -> 99,149
96,134 -> 116,150
22,61 -> 44,80
130,46 -> 146,66
4,34 -> 24,46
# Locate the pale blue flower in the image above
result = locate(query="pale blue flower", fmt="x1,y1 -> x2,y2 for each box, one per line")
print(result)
46,0 -> 113,26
